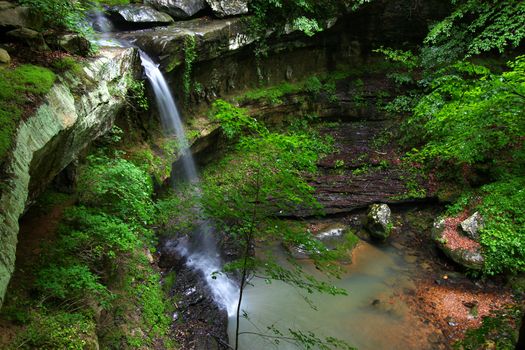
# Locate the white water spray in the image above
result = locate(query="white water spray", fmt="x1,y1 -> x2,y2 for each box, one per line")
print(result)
140,52 -> 238,316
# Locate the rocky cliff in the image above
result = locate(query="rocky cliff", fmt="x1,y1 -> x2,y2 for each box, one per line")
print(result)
0,47 -> 137,306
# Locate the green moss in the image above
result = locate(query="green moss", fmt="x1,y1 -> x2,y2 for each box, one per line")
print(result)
240,81 -> 302,105
51,56 -> 84,75
0,64 -> 56,161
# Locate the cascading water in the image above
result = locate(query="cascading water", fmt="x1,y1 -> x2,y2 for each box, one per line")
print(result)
88,10 -> 123,47
140,52 -> 238,316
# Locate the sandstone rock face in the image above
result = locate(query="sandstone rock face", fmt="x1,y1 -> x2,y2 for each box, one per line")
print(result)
366,203 -> 392,240
144,0 -> 207,19
206,0 -> 248,17
115,17 -> 252,71
0,47 -> 138,307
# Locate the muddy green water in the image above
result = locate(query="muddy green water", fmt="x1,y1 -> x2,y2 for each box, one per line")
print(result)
228,238 -> 435,349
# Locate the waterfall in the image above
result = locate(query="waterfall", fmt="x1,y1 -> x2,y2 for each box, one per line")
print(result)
140,52 -> 238,316
89,10 -> 122,47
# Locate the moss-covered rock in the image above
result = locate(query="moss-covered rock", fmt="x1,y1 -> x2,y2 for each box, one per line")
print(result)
366,203 -> 393,240
432,216 -> 484,270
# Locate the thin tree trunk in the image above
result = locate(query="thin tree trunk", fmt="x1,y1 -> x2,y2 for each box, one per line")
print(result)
235,156 -> 262,350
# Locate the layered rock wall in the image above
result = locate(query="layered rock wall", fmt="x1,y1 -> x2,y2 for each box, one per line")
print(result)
0,47 -> 137,306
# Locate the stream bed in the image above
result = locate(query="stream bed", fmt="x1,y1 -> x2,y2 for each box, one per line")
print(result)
228,220 -> 441,350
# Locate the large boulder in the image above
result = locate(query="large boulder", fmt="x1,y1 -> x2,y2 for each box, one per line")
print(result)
0,48 -> 10,64
206,0 -> 248,17
107,5 -> 174,27
52,34 -> 93,56
366,203 -> 393,240
144,0 -> 207,19
460,211 -> 484,241
432,216 -> 484,270
0,2 -> 39,31
6,27 -> 48,51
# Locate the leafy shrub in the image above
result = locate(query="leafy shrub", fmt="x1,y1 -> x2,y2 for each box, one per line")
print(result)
51,56 -> 84,75
19,0 -> 89,33
478,177 -> 525,275
422,0 -> 525,66
240,82 -> 301,105
12,311 -> 97,350
248,0 -> 370,40
210,99 -> 262,138
304,76 -> 323,95
58,206 -> 139,264
406,57 -> 525,169
78,156 -> 154,224
133,273 -> 171,339
35,264 -> 112,306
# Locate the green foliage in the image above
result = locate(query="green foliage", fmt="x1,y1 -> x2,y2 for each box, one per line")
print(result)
58,207 -> 139,264
248,0 -> 370,41
78,155 -> 154,224
50,56 -> 84,75
183,35 -> 197,102
155,188 -> 198,234
12,311 -> 97,350
240,81 -> 301,105
19,0 -> 93,35
36,264 -> 111,306
478,177 -> 525,275
304,76 -> 323,95
423,0 -> 525,66
133,273 -> 172,339
454,307 -> 521,350
93,0 -> 131,5
210,99 -> 263,138
125,75 -> 149,111
0,64 -> 56,160
373,47 -> 419,69
405,57 -> 525,169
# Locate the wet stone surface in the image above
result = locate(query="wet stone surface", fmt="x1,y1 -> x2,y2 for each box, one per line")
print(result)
159,237 -> 229,350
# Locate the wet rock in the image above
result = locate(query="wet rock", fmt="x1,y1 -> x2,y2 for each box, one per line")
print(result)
206,0 -> 248,17
0,48 -> 10,64
107,5 -> 174,27
163,253 -> 229,348
6,27 -> 48,51
460,211 -> 484,241
366,203 -> 393,240
0,3 -> 37,31
53,34 -> 92,56
115,17 -> 249,71
144,0 -> 207,19
432,217 -> 484,270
